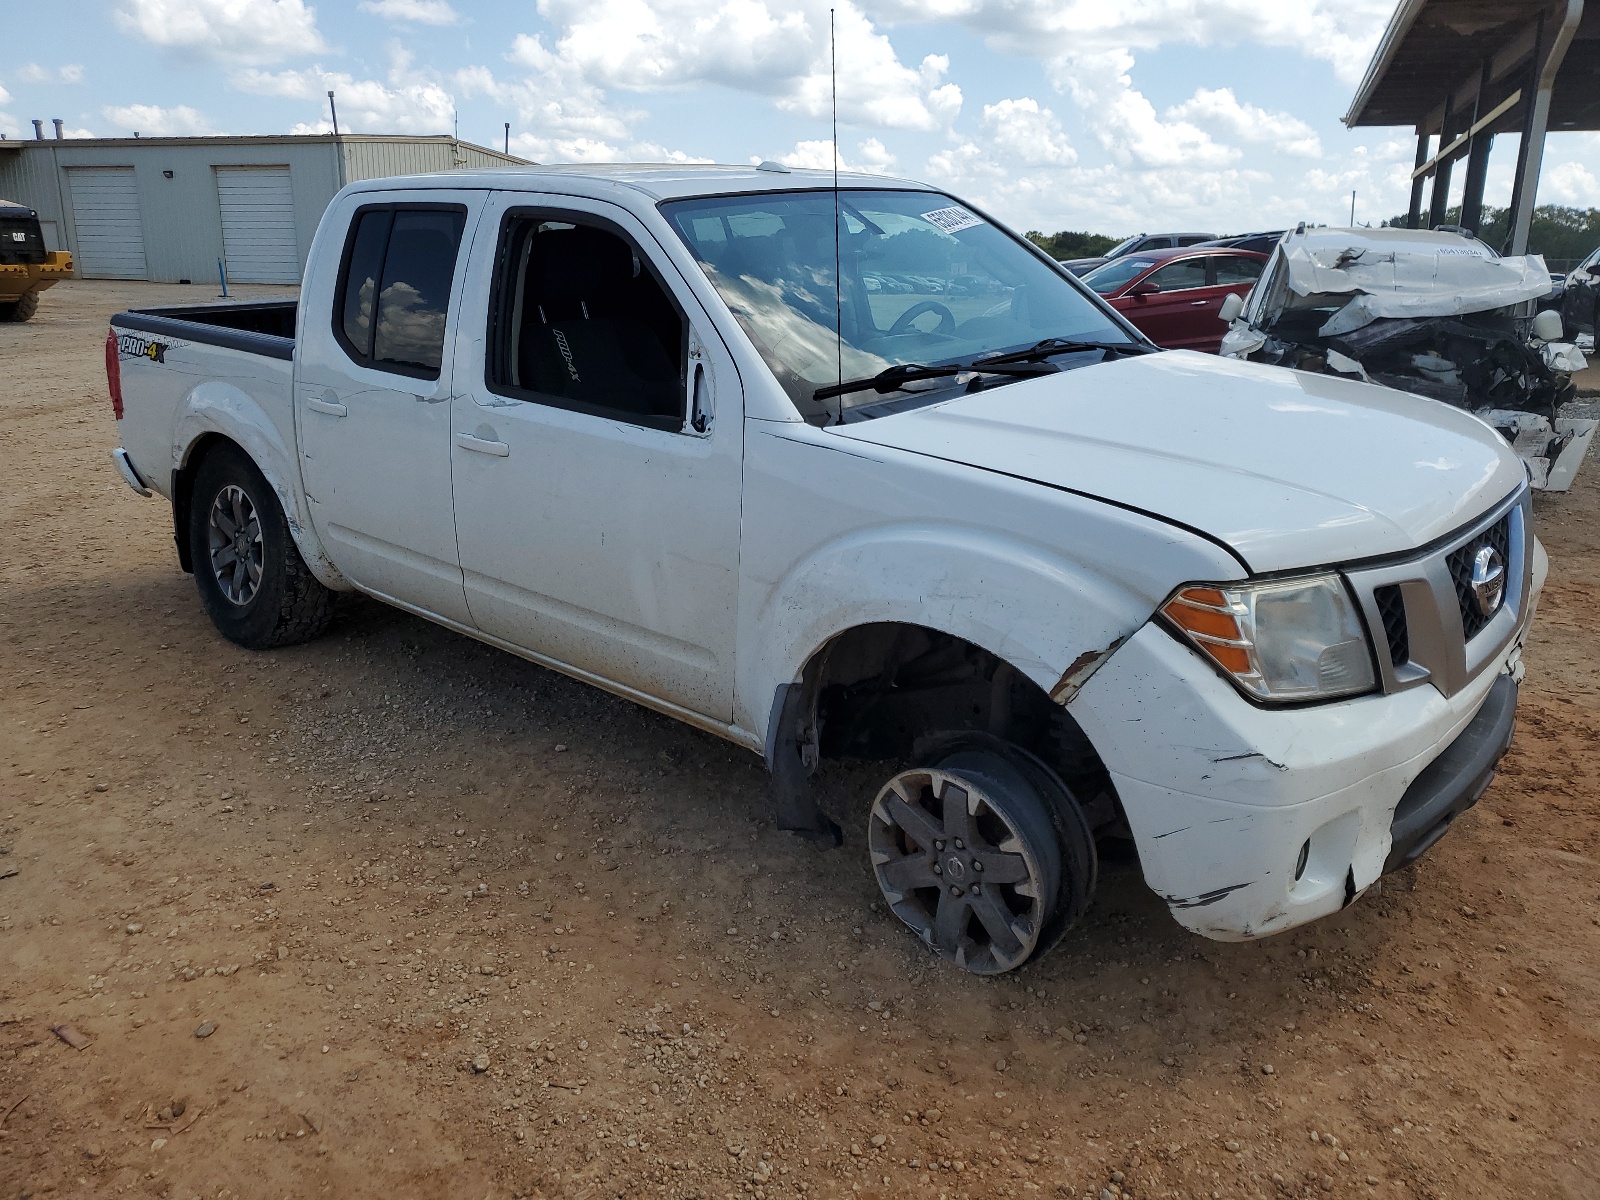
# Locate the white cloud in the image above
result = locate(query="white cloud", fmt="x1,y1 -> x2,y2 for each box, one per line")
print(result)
359,0 -> 459,25
1167,87 -> 1321,158
113,0 -> 325,63
530,0 -> 961,132
239,46 -> 456,135
1544,161 -> 1600,205
762,136 -> 898,172
1054,50 -> 1235,168
102,103 -> 216,135
855,137 -> 898,172
925,138 -> 1004,185
862,0 -> 1392,84
14,63 -> 83,85
981,97 -> 1076,167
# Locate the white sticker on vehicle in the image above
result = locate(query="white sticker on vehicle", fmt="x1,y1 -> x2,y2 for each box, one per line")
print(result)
920,205 -> 983,234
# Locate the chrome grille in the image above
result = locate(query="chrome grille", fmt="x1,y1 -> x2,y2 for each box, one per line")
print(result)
1345,489 -> 1531,699
1372,584 -> 1409,667
1445,513 -> 1511,642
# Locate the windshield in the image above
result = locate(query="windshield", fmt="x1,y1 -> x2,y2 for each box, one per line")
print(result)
661,189 -> 1132,422
1103,235 -> 1142,259
1082,255 -> 1159,295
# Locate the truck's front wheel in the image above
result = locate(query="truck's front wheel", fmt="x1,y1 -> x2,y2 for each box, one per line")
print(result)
869,749 -> 1090,975
188,445 -> 333,649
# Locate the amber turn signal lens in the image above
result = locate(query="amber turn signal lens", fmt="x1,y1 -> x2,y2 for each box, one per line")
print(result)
1161,586 -> 1258,687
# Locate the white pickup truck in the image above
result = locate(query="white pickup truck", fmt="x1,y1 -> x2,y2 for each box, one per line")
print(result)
108,164 -> 1543,975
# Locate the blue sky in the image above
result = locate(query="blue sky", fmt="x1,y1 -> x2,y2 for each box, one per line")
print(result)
4,0 -> 1598,238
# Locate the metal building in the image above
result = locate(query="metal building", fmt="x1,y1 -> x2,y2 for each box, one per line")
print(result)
0,133 -> 526,284
1345,0 -> 1600,253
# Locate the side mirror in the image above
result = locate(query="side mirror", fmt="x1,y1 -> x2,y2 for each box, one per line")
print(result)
1218,292 -> 1245,323
1128,280 -> 1161,297
1532,308 -> 1564,342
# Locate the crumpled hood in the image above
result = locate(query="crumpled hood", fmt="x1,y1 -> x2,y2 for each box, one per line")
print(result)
834,351 -> 1526,573
1273,228 -> 1551,336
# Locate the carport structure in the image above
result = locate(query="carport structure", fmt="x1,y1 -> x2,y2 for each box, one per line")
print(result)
1346,0 -> 1600,252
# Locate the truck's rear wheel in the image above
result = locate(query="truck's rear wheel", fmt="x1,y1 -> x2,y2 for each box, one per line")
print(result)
869,753 -> 1065,975
0,292 -> 39,322
188,444 -> 333,649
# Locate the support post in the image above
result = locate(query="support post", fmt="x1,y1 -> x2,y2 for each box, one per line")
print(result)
1461,133 -> 1494,235
1427,95 -> 1455,229
1509,0 -> 1584,255
1407,129 -> 1429,228
1460,58 -> 1495,236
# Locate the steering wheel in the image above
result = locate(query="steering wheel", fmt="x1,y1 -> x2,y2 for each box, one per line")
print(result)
888,300 -> 957,337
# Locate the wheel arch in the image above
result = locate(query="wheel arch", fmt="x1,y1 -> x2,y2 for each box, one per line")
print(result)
171,387 -> 348,590
740,523 -> 1167,759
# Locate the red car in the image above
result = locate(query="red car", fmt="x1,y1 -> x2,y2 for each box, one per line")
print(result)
1081,246 -> 1269,353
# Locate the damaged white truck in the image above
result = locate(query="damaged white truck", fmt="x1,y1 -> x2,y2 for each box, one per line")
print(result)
1220,225 -> 1597,490
108,165 -> 1543,975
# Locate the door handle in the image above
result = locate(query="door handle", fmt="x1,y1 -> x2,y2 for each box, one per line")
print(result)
1190,299 -> 1212,306
455,432 -> 510,457
307,396 -> 347,417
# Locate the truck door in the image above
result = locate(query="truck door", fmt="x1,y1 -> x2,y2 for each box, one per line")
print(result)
447,197 -> 743,722
295,191 -> 482,627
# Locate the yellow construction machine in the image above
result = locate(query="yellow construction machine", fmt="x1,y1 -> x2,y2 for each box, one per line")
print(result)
1,199 -> 72,322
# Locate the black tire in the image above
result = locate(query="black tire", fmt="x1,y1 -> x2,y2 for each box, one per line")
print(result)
0,292 -> 40,322
869,748 -> 1079,974
188,443 -> 334,649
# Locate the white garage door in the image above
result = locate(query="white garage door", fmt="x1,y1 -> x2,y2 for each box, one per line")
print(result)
67,167 -> 147,280
216,166 -> 301,285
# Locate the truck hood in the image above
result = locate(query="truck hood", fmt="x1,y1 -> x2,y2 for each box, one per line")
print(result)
833,350 -> 1526,573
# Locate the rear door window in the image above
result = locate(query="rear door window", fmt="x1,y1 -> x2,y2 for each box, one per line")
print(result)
1212,255 -> 1265,286
1147,258 -> 1209,292
333,204 -> 467,379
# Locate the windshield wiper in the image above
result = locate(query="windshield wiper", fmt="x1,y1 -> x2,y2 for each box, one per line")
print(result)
813,359 -> 1054,402
975,337 -> 1156,367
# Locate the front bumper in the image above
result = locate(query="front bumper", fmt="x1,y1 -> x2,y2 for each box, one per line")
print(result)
1066,538 -> 1542,941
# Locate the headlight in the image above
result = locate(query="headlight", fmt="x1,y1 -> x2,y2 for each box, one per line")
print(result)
1160,575 -> 1376,702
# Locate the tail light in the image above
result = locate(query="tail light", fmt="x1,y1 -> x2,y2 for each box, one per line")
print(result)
105,328 -> 123,420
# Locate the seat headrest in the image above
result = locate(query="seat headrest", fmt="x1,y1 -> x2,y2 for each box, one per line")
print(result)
531,226 -> 639,306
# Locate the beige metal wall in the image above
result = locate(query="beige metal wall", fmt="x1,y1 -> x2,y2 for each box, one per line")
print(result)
0,138 -> 340,283
0,134 -> 529,283
339,137 -> 527,183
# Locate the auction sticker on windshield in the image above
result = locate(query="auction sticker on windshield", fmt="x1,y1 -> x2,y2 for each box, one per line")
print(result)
920,205 -> 983,234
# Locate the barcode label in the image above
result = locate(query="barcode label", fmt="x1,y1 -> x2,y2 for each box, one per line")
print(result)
920,205 -> 983,234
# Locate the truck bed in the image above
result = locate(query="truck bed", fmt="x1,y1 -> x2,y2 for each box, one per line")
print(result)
111,299 -> 297,361
110,299 -> 299,502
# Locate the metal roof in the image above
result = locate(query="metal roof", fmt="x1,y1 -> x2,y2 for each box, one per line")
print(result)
1346,0 -> 1600,130
0,132 -> 527,162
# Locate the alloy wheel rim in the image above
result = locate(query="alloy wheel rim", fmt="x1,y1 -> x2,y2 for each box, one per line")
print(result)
207,484 -> 264,606
868,767 -> 1057,975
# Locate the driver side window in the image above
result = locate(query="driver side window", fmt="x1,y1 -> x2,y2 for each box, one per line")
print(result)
487,215 -> 687,431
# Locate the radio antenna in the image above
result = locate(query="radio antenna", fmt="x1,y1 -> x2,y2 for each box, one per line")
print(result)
830,7 -> 843,424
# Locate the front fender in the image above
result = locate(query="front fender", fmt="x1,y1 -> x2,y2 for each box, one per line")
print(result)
174,381 -> 349,591
735,425 -> 1248,753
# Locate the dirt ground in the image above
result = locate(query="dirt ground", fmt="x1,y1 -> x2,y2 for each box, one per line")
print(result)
2,280 -> 1599,1200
